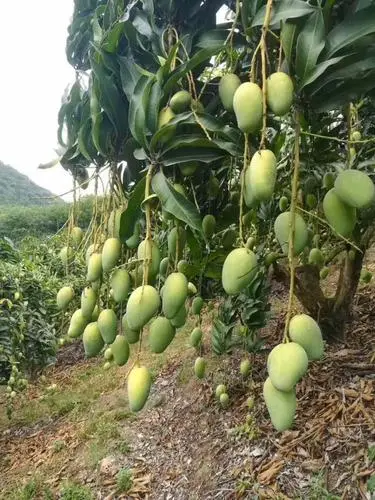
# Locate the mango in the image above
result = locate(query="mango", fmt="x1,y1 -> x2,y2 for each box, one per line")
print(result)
320,266 -> 329,279
159,257 -> 169,276
233,82 -> 263,133
192,296 -> 204,315
168,226 -> 186,261
68,309 -> 87,338
81,287 -> 97,320
148,316 -> 175,353
57,286 -> 74,310
170,90 -> 191,113
162,272 -> 188,319
173,183 -> 186,197
59,246 -> 73,266
110,335 -> 130,366
158,107 -> 176,143
266,72 -> 294,116
187,282 -> 197,295
215,384 -> 227,399
222,247 -> 257,295
126,285 -> 160,331
240,359 -> 251,377
194,357 -> 206,379
137,239 -> 161,278
306,193 -> 317,209
85,243 -> 98,265
334,170 -> 375,208
219,73 -> 241,112
179,162 -> 198,176
263,377 -> 296,431
274,211 -> 308,255
323,172 -> 335,189
202,214 -> 216,239
208,175 -> 220,200
264,251 -> 279,267
91,305 -> 99,321
219,392 -> 229,407
279,196 -> 289,212
243,179 -> 256,208
248,150 -> 277,202
323,189 -> 356,237
71,226 -> 83,246
351,130 -> 361,141
121,314 -> 140,344
104,347 -> 113,361
267,342 -> 308,392
111,269 -> 131,303
246,236 -> 256,250
107,209 -> 122,238
125,222 -> 141,249
87,253 -> 102,282
190,327 -> 203,347
288,314 -> 324,360
170,304 -> 187,328
83,322 -> 104,358
97,308 -> 117,344
102,238 -> 121,273
222,229 -> 236,249
103,361 -> 111,370
127,364 -> 151,412
308,248 -> 324,267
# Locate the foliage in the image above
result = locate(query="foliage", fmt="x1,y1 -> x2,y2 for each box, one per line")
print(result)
116,467 -> 133,493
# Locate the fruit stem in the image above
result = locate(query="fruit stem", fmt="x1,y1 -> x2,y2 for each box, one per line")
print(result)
259,0 -> 273,149
239,133 -> 249,245
142,164 -> 154,287
283,110 -> 300,341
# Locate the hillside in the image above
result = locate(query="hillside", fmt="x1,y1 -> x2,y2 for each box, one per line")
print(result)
0,161 -> 60,206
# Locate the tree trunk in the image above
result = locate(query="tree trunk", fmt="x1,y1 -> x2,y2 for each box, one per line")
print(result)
273,249 -> 364,342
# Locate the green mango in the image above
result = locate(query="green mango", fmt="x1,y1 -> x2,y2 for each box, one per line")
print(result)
306,193 -> 317,209
243,179 -> 257,209
274,211 -> 308,255
202,214 -> 216,239
240,359 -> 251,377
59,246 -> 73,266
110,335 -> 130,366
208,176 -> 220,200
263,377 -> 296,431
159,257 -> 170,276
279,196 -> 289,212
323,172 -> 335,189
148,316 -> 175,353
264,252 -> 279,267
266,72 -> 294,116
219,73 -> 241,112
320,266 -> 329,279
233,82 -> 263,133
323,189 -> 356,237
56,286 -> 74,310
192,296 -> 204,315
97,308 -> 117,344
168,226 -> 187,261
267,342 -> 308,392
179,162 -> 198,176
71,226 -> 83,246
137,239 -> 161,278
158,106 -> 176,142
91,305 -> 99,321
334,169 -> 375,208
125,222 -> 141,249
288,314 -> 324,361
68,309 -> 87,338
127,364 -> 151,412
215,384 -> 227,399
81,287 -> 97,320
104,347 -> 113,361
190,327 -> 203,347
222,247 -> 257,295
83,322 -> 104,358
248,150 -> 277,202
102,238 -> 121,273
187,282 -> 197,295
162,272 -> 188,319
126,285 -> 161,331
170,90 -> 191,113
121,314 -> 140,344
222,229 -> 236,249
194,357 -> 206,379
111,269 -> 131,303
87,253 -> 102,282
351,130 -> 361,141
107,209 -> 122,238
308,248 -> 324,267
219,392 -> 229,408
170,303 -> 187,328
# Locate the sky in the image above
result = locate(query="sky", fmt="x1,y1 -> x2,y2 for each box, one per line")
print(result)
0,1 -> 79,200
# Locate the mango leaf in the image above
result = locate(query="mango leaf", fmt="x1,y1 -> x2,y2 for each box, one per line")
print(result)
295,9 -> 325,82
186,228 -> 203,260
160,147 -> 226,166
119,176 -> 146,241
280,20 -> 298,66
128,75 -> 154,147
299,55 -> 348,89
151,171 -> 202,232
325,6 -> 375,58
118,54 -> 153,100
160,136 -> 241,157
146,80 -> 162,135
197,30 -> 233,49
252,0 -> 315,27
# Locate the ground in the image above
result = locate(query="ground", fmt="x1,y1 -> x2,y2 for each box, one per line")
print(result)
0,281 -> 374,500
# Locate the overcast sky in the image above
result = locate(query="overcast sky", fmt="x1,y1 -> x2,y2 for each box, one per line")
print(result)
0,1 -> 78,200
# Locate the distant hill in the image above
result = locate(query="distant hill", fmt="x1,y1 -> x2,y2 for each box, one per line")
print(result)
0,161 -> 62,206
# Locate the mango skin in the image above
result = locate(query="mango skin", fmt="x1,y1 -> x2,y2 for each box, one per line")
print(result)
107,209 -> 122,238
266,72 -> 294,116
104,347 -> 113,360
71,226 -> 83,246
274,211 -> 308,255
168,226 -> 187,261
59,246 -> 73,266
267,342 -> 308,392
126,285 -> 160,331
127,365 -> 152,412
194,357 -> 206,379
308,248 -> 324,268
102,238 -> 121,273
233,82 -> 263,133
222,247 -> 257,295
57,286 -> 74,310
137,239 -> 161,279
248,149 -> 277,202
81,287 -> 97,320
158,107 -> 176,143
68,309 -> 87,338
170,90 -> 191,113
110,335 -> 130,366
179,162 -> 198,176
148,316 -> 175,353
83,322 -> 104,358
97,308 -> 117,345
87,253 -> 102,282
162,272 -> 188,319
323,189 -> 356,238
121,314 -> 140,344
334,170 -> 375,209
111,269 -> 131,303
289,314 -> 324,361
190,327 -> 203,347
263,377 -> 296,431
219,73 -> 241,112
192,296 -> 203,315
202,214 -> 216,239
170,304 -> 187,328
159,257 -> 169,276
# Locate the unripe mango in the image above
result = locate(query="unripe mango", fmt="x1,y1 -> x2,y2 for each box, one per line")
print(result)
306,193 -> 317,209
81,287 -> 97,320
87,253 -> 102,282
158,107 -> 176,143
334,169 -> 375,208
168,226 -> 186,261
194,357 -> 206,379
104,347 -> 113,361
91,305 -> 99,321
323,172 -> 335,189
57,286 -> 74,310
107,209 -> 122,238
102,238 -> 121,273
159,257 -> 169,276
85,243 -> 99,265
264,252 -> 279,267
279,196 -> 289,212
320,266 -> 329,279
111,269 -> 131,303
121,314 -> 140,344
170,303 -> 187,328
243,180 -> 256,208
71,226 -> 83,246
137,239 -> 161,278
263,377 -> 296,431
202,214 -> 216,239
240,359 -> 251,377
267,342 -> 308,392
179,162 -> 198,176
246,236 -> 256,250
215,384 -> 227,399
248,150 -> 277,202
308,248 -> 324,267
126,285 -> 160,331
323,189 -> 356,237
83,322 -> 104,358
127,364 -> 151,412
266,72 -> 294,116
274,212 -> 308,255
187,282 -> 197,295
208,176 -> 220,199
233,82 -> 263,133
68,309 -> 87,338
170,90 -> 191,113
222,247 -> 257,295
110,335 -> 130,366
222,229 -> 236,249
219,392 -> 229,407
59,246 -> 73,266
125,222 -> 141,249
148,316 -> 175,353
289,314 -> 324,360
192,296 -> 204,315
162,272 -> 188,319
219,73 -> 241,112
190,327 -> 203,347
97,308 -> 117,344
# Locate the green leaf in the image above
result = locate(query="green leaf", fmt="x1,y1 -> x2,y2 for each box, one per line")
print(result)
119,176 -> 146,242
299,55 -> 348,88
252,0 -> 315,27
280,20 -> 298,66
186,228 -> 203,260
128,75 -> 154,147
146,80 -> 162,135
160,147 -> 226,166
160,135 -> 240,156
325,6 -> 375,58
102,22 -> 124,52
151,171 -> 202,232
295,9 -> 325,82
196,30 -> 231,49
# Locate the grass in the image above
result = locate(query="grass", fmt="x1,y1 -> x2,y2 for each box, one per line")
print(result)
116,468 -> 133,493
306,471 -> 341,500
5,475 -> 53,500
60,482 -> 94,500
